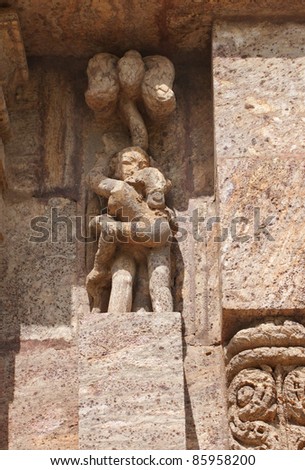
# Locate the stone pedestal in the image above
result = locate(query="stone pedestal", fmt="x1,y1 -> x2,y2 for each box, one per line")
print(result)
213,21 -> 305,330
79,312 -> 185,450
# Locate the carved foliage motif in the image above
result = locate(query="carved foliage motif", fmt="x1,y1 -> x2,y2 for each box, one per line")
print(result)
226,321 -> 305,449
85,50 -> 175,151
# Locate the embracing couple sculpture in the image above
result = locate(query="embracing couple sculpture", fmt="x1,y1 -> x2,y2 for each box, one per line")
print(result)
85,50 -> 177,313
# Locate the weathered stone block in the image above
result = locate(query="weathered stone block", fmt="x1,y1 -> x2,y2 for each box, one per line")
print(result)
9,339 -> 78,450
214,22 -> 305,159
217,157 -> 305,311
184,345 -> 229,450
213,22 -> 305,313
2,198 -> 78,326
79,312 -> 185,450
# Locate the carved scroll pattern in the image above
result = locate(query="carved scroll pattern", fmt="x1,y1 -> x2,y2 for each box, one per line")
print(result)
228,368 -> 279,450
284,367 -> 305,450
226,321 -> 305,450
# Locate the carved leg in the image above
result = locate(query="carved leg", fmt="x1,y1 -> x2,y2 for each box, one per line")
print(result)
86,219 -> 117,312
108,253 -> 136,312
86,268 -> 111,312
148,244 -> 173,313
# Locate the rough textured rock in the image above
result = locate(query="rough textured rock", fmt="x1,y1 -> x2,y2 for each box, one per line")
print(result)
214,22 -> 305,159
9,339 -> 78,450
0,59 -> 85,447
184,345 -> 229,450
213,21 -> 305,313
3,2 -> 305,59
2,197 -> 78,326
79,312 -> 185,450
0,197 -> 80,449
217,157 -> 305,311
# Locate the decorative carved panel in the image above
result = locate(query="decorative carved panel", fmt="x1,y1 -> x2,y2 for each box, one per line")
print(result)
225,321 -> 305,449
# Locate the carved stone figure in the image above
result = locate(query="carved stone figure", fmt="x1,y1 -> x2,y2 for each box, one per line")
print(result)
225,320 -> 305,450
86,146 -> 176,313
85,51 -> 176,313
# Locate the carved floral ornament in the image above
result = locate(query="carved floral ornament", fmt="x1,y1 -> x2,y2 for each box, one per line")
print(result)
225,320 -> 305,450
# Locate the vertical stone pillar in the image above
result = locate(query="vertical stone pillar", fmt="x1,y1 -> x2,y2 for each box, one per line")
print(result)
213,21 -> 305,325
79,312 -> 185,450
213,21 -> 305,449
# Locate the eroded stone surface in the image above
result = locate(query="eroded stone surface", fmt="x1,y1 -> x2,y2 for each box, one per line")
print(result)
184,345 -> 229,449
79,312 -> 185,450
213,22 -> 305,312
6,2 -> 305,58
217,157 -> 305,310
2,197 -> 78,326
9,340 -> 78,450
0,196 -> 80,449
214,22 -> 305,159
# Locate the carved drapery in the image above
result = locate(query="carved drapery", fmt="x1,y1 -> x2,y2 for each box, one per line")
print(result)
225,321 -> 305,450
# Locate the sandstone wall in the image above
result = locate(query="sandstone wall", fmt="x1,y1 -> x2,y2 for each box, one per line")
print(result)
1,2 -> 305,451
214,21 -> 305,450
1,53 -> 219,449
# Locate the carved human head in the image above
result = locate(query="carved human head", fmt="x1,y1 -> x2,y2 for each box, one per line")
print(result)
112,146 -> 150,180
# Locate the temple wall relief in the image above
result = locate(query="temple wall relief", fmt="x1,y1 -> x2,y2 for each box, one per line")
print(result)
3,2 -> 305,451
84,51 -> 177,314
226,320 -> 305,450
